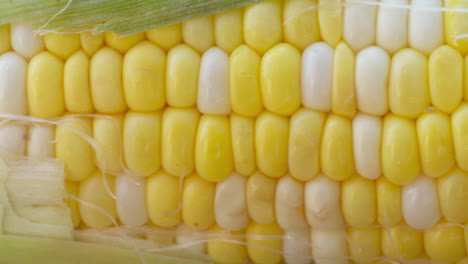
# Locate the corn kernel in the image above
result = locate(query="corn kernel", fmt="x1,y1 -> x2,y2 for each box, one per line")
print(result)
347,227 -> 381,264
27,124 -> 55,158
444,0 -> 468,54
377,177 -> 402,226
353,113 -> 382,180
123,41 -> 166,111
80,32 -> 104,56
382,114 -> 420,185
229,45 -> 262,117
56,117 -> 95,182
0,52 -> 27,115
44,33 -> 81,60
146,171 -> 181,228
90,47 -> 127,113
123,111 -> 161,177
182,16 -> 214,53
182,174 -> 215,230
376,0 -> 408,54
261,43 -> 301,116
92,114 -> 123,174
64,50 -> 93,113
231,114 -> 256,176
255,112 -> 289,178
166,44 -> 200,107
408,0 -> 444,55
343,0 -> 377,52
247,171 -> 276,224
424,224 -> 466,262
215,9 -> 244,53
115,175 -> 148,227
283,0 -> 320,51
382,225 -> 423,260
321,114 -> 354,181
78,170 -> 117,228
195,115 -> 233,182
27,51 -> 65,118
244,0 -> 282,54
215,173 -> 249,231
146,23 -> 182,50
416,112 -> 455,178
342,175 -> 377,228
389,48 -> 429,118
318,0 -> 342,47
65,181 -> 81,228
207,226 -> 248,264
452,103 -> 468,171
105,32 -> 145,53
289,108 -> 325,181
437,168 -> 468,223
332,42 -> 356,118
275,175 -> 308,231
162,107 -> 199,177
0,24 -> 11,54
283,230 -> 311,264
311,229 -> 348,264
10,23 -> 45,59
246,222 -> 283,264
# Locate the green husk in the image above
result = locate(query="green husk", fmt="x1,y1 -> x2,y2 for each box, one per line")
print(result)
0,0 -> 264,36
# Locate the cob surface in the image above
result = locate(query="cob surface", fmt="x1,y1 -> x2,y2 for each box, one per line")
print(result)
1,0 -> 468,264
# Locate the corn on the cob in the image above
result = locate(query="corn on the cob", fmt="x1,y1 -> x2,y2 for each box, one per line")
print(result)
3,1 -> 468,264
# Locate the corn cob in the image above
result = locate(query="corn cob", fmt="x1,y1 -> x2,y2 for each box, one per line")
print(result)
1,0 -> 468,264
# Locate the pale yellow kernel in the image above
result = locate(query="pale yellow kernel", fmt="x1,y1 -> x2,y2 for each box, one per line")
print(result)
64,50 -> 93,113
229,45 -> 262,117
78,170 -> 117,228
195,115 -> 233,182
182,174 -> 215,230
246,222 -> 283,264
429,45 -> 463,113
27,51 -> 65,119
65,181 -> 81,228
424,224 -> 466,262
207,226 -> 248,264
289,108 -> 325,181
182,16 -> 214,53
231,114 -> 256,176
105,31 -> 145,53
146,23 -> 182,50
44,33 -> 81,60
342,176 -> 377,227
452,103 -> 468,171
416,112 -> 455,178
56,117 -> 95,182
90,47 -> 127,113
347,227 -> 381,264
444,0 -> 468,54
318,0 -> 342,47
123,41 -> 166,111
377,177 -> 402,226
382,114 -> 421,185
0,24 -> 11,54
162,107 -> 199,177
244,0 -> 282,54
332,41 -> 356,118
389,48 -> 430,118
166,44 -> 200,107
247,171 -> 276,224
80,32 -> 104,56
382,225 -> 423,260
283,0 -> 320,51
438,168 -> 468,223
93,114 -> 123,174
215,9 -> 244,53
320,114 -> 354,181
255,111 -> 289,178
146,170 -> 181,228
123,111 -> 161,177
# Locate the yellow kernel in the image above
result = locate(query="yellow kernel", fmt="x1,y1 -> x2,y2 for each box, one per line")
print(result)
65,181 -> 81,228
80,32 -> 104,56
244,0 -> 282,54
93,114 -> 123,174
452,103 -> 468,171
260,43 -> 301,116
255,111 -> 289,178
231,114 -> 256,176
44,33 -> 81,60
182,16 -> 214,53
332,42 -> 356,118
382,114 -> 421,185
105,32 -> 145,53
283,0 -> 320,51
146,23 -> 182,50
123,41 -> 166,111
162,107 -> 199,177
215,9 -> 244,53
347,227 -> 381,264
320,114 -> 354,181
382,225 -> 423,260
0,24 -> 11,54
389,48 -> 430,118
166,44 -> 200,107
377,177 -> 402,226
56,117 -> 95,182
424,224 -> 466,262
342,176 -> 377,227
182,174 -> 215,230
27,51 -> 65,118
64,50 -> 93,113
146,171 -> 181,228
229,45 -> 263,117
437,168 -> 468,223
444,0 -> 468,54
78,170 -> 117,228
246,222 -> 283,264
416,112 -> 455,178
247,171 -> 276,224
289,108 -> 325,181
318,0 -> 342,47
207,226 -> 248,264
